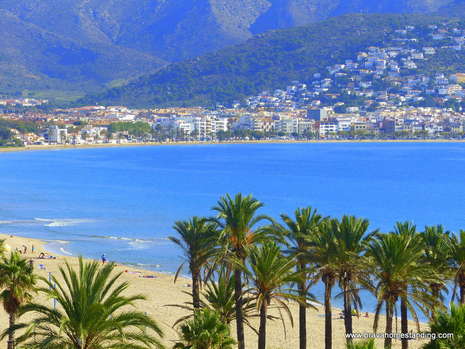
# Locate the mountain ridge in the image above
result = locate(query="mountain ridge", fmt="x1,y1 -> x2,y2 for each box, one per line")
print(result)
79,14 -> 444,108
1,0 -> 463,100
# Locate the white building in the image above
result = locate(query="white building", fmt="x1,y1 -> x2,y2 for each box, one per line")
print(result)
48,125 -> 67,144
319,121 -> 338,136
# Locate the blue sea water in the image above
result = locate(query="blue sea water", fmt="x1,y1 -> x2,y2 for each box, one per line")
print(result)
0,142 -> 464,314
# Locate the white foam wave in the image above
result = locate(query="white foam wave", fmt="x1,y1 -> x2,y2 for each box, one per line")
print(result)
126,262 -> 162,268
35,218 -> 95,227
60,247 -> 73,256
96,235 -> 163,243
54,240 -> 70,245
128,240 -> 152,249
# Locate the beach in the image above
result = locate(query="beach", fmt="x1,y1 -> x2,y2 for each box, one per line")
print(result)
0,233 -> 429,349
1,138 -> 465,153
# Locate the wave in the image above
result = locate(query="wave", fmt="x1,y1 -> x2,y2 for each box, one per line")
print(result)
88,235 -> 167,244
59,247 -> 73,256
125,262 -> 162,269
0,219 -> 39,225
43,240 -> 72,257
35,218 -> 95,227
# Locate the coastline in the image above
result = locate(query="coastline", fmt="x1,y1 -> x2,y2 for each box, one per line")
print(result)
1,138 -> 465,153
0,233 -> 429,348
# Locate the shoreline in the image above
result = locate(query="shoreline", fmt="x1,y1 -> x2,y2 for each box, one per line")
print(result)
1,138 -> 465,153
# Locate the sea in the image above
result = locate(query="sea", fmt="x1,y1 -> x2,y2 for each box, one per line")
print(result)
0,142 -> 464,316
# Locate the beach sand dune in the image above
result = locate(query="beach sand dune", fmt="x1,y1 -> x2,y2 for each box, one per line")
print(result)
0,234 -> 428,349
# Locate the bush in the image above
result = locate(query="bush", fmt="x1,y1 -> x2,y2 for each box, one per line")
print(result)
173,308 -> 235,349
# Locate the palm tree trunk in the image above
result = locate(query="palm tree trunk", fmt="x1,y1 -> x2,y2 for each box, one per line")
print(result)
401,296 -> 408,349
299,300 -> 307,349
460,285 -> 465,305
298,261 -> 307,349
191,267 -> 201,309
234,268 -> 245,349
258,301 -> 268,349
324,278 -> 333,349
343,279 -> 353,345
7,312 -> 15,349
384,301 -> 393,349
431,284 -> 439,320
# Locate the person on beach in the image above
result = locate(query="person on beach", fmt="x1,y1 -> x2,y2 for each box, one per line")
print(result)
32,245 -> 35,254
101,254 -> 107,264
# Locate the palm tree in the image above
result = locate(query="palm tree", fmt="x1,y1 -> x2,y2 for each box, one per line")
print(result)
213,193 -> 272,349
169,216 -> 219,309
246,241 -> 301,349
279,207 -> 324,349
392,222 -> 418,349
332,216 -> 374,345
15,257 -> 164,349
423,303 -> 465,349
367,230 -> 435,349
169,269 -> 257,331
450,230 -> 465,304
0,252 -> 36,349
303,218 -> 338,349
201,271 -> 245,326
421,225 -> 452,318
173,308 -> 236,349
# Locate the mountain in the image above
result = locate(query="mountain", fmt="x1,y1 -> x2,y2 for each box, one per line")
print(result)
0,0 -> 461,100
80,14 -> 443,108
0,7 -> 165,101
436,0 -> 465,14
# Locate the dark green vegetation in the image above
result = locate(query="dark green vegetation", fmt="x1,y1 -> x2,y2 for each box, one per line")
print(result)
424,304 -> 465,349
0,0 -> 463,102
0,120 -> 44,147
81,14 -> 452,108
108,122 -> 153,138
11,256 -> 165,349
173,308 -> 235,349
0,120 -> 39,135
0,5 -> 164,102
0,128 -> 21,147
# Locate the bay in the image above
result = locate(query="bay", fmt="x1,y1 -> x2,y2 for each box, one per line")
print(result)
0,142 -> 464,315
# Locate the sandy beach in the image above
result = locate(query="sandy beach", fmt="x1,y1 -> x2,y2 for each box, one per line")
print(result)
0,138 -> 464,153
0,233 -> 429,349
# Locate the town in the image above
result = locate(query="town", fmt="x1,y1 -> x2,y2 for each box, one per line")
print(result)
3,21 -> 465,146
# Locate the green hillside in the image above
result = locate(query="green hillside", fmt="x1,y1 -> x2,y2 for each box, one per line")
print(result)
0,0 -> 461,101
80,14 -> 442,108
